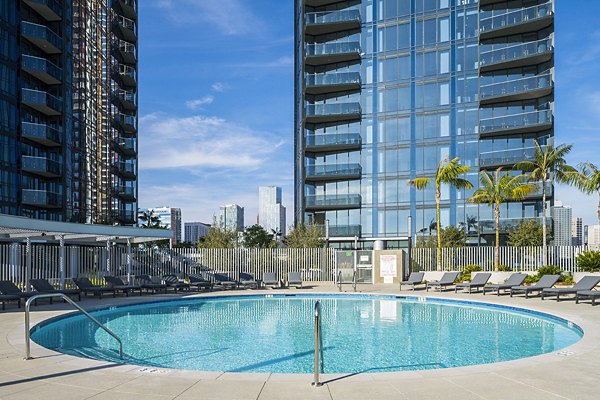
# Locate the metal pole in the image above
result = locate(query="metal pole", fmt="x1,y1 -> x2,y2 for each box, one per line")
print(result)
126,238 -> 132,284
25,237 -> 32,292
407,215 -> 413,280
59,235 -> 65,289
106,240 -> 111,275
325,219 -> 330,248
312,300 -> 322,387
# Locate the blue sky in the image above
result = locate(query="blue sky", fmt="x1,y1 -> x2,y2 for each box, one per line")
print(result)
138,0 -> 600,228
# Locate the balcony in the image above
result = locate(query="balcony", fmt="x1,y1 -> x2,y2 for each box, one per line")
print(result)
480,3 -> 553,40
305,0 -> 345,6
112,162 -> 136,179
305,9 -> 361,36
305,133 -> 361,152
21,21 -> 62,54
113,65 -> 136,88
479,147 -> 537,169
112,138 -> 136,157
113,39 -> 136,65
115,210 -> 136,224
479,110 -> 552,137
113,114 -> 137,135
523,181 -> 553,200
113,89 -> 136,111
480,73 -> 553,105
22,0 -> 62,22
21,89 -> 62,116
113,186 -> 136,201
305,102 -> 361,124
21,55 -> 62,85
305,42 -> 361,66
21,122 -> 61,146
113,15 -> 136,43
305,72 -> 361,95
478,217 -> 552,234
305,194 -> 361,210
112,0 -> 137,21
316,224 -> 362,238
305,163 -> 361,182
21,189 -> 62,208
480,39 -> 553,73
21,156 -> 61,178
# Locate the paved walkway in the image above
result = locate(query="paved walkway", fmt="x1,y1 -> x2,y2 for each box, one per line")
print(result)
0,284 -> 599,400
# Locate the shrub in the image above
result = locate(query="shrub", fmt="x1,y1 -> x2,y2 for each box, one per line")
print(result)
526,265 -> 572,285
460,265 -> 482,282
576,250 -> 600,273
537,265 -> 562,276
498,265 -> 512,271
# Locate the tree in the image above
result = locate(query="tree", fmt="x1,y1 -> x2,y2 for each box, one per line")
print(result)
514,141 -> 575,265
416,226 -> 466,248
459,215 -> 478,235
242,224 -> 275,248
507,219 -> 546,247
568,162 -> 600,225
284,224 -> 325,248
138,210 -> 162,229
468,168 -> 537,271
197,226 -> 237,248
409,157 -> 472,271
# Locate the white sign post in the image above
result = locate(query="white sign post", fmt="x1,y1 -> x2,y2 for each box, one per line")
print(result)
380,254 -> 397,284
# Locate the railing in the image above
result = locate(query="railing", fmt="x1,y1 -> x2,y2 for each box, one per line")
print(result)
115,39 -> 136,55
479,146 -> 538,167
22,155 -> 62,176
113,161 -> 135,175
479,109 -> 552,134
306,72 -> 361,88
115,15 -> 135,31
480,2 -> 552,34
305,133 -> 361,149
114,114 -> 136,130
21,55 -> 63,82
114,89 -> 136,104
305,194 -> 361,209
312,300 -> 324,387
306,102 -> 361,118
337,269 -> 356,292
305,163 -> 362,179
27,0 -> 64,19
316,224 -> 361,237
306,42 -> 361,57
306,9 -> 361,26
480,38 -> 553,67
21,189 -> 62,207
21,122 -> 61,144
20,21 -> 62,51
25,293 -> 123,360
480,74 -> 552,101
21,88 -> 63,112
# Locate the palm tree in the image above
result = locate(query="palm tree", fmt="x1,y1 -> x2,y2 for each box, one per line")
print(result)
409,157 -> 472,271
138,210 -> 162,229
468,168 -> 538,271
568,162 -> 600,224
514,141 -> 574,264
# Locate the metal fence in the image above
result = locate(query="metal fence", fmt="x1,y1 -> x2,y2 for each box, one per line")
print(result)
0,244 -> 336,288
412,245 -> 600,272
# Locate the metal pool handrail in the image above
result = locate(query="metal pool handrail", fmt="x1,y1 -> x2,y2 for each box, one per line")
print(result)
24,293 -> 123,360
313,300 -> 324,387
337,270 -> 357,292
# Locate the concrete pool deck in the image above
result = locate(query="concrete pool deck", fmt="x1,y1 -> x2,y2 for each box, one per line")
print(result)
0,283 -> 599,400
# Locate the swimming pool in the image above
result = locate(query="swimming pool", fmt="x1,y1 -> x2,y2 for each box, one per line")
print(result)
30,294 -> 582,373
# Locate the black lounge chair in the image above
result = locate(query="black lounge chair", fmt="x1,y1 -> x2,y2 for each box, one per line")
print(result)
399,272 -> 425,291
425,272 -> 460,292
104,276 -> 143,297
542,276 -> 600,302
138,274 -> 168,294
576,290 -> 600,306
30,279 -> 81,301
482,273 -> 527,296
262,272 -> 280,289
455,272 -> 491,294
0,294 -> 21,310
0,280 -> 38,301
163,274 -> 191,292
73,277 -> 116,299
510,275 -> 559,298
212,273 -> 238,290
287,272 -> 303,288
239,272 -> 258,289
189,274 -> 212,291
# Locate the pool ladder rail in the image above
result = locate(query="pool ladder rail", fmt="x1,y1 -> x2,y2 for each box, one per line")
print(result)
24,293 -> 123,360
336,269 -> 357,292
313,300 -> 325,387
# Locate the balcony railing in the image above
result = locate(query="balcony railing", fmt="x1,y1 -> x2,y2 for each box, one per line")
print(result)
480,73 -> 552,104
305,9 -> 361,35
305,163 -> 361,181
480,38 -> 553,72
478,217 -> 552,234
112,138 -> 136,156
480,109 -> 552,136
114,186 -> 136,200
21,21 -> 62,54
113,89 -> 136,111
112,162 -> 136,179
305,194 -> 361,210
114,114 -> 137,134
21,122 -> 61,146
112,0 -> 137,21
21,88 -> 62,116
305,42 -> 361,66
115,210 -> 136,223
479,147 -> 537,168
305,133 -> 361,152
316,224 -> 362,237
305,102 -> 361,123
21,189 -> 62,208
305,72 -> 361,94
21,55 -> 62,85
113,65 -> 137,88
21,155 -> 61,177
113,39 -> 136,64
23,0 -> 63,22
113,15 -> 136,42
480,2 -> 553,39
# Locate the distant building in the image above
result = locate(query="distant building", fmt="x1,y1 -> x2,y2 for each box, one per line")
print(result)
552,202 -> 572,246
259,186 -> 286,237
141,207 -> 182,244
589,225 -> 600,247
572,217 -> 583,246
185,222 -> 210,244
219,204 -> 244,232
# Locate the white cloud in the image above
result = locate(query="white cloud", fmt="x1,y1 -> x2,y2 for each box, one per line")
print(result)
211,82 -> 228,92
185,95 -> 214,110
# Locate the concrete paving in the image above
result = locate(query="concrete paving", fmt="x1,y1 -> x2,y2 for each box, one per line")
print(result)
0,283 -> 599,399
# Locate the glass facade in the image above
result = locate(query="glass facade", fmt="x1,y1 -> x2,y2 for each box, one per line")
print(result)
295,0 -> 554,248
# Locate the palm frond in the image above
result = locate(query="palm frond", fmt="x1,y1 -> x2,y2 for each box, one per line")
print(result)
409,177 -> 431,190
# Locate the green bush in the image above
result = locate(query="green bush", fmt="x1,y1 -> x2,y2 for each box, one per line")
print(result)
525,265 -> 572,285
459,265 -> 482,282
537,265 -> 562,276
498,265 -> 512,272
576,250 -> 600,273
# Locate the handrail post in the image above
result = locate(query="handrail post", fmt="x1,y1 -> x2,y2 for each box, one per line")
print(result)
337,270 -> 342,292
312,300 -> 322,387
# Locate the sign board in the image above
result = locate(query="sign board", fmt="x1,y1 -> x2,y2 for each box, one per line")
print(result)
379,254 -> 397,278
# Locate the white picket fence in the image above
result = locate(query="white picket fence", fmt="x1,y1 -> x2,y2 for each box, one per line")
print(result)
412,245 -> 600,272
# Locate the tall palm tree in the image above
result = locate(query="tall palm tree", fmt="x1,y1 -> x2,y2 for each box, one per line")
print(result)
410,157 -> 472,271
468,168 -> 538,271
138,210 -> 162,229
514,141 -> 574,264
568,162 -> 600,224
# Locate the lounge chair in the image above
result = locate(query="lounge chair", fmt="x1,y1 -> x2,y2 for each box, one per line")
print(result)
0,294 -> 21,310
482,273 -> 527,296
455,272 -> 491,294
576,290 -> 600,306
399,272 -> 425,291
425,272 -> 460,292
30,279 -> 81,301
212,273 -> 238,290
104,276 -> 143,297
73,277 -> 116,299
510,275 -> 559,298
262,272 -> 280,289
138,274 -> 168,294
287,272 -> 303,288
0,280 -> 39,301
188,274 -> 212,291
542,276 -> 600,302
163,274 -> 191,292
239,272 -> 258,289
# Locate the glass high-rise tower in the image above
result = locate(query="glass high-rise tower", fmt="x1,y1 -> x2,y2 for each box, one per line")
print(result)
0,0 -> 138,225
295,0 -> 554,248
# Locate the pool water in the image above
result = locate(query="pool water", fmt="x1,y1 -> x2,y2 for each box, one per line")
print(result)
30,295 -> 582,373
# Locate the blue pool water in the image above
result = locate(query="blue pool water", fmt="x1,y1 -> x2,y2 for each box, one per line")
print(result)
30,294 -> 582,373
